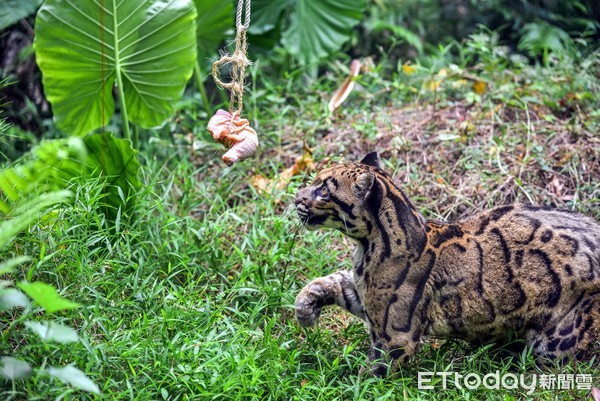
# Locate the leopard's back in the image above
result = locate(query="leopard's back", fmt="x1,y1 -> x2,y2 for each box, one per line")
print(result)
426,204 -> 600,353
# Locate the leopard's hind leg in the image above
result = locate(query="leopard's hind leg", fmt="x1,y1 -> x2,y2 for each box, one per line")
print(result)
295,270 -> 365,326
530,292 -> 600,363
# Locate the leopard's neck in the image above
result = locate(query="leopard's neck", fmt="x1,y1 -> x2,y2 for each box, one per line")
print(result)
353,181 -> 429,276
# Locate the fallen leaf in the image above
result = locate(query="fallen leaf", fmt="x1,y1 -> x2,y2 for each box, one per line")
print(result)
549,175 -> 564,197
249,175 -> 270,192
459,121 -> 475,133
250,152 -> 316,201
473,81 -> 486,95
427,80 -> 441,91
328,59 -> 361,112
452,79 -> 468,88
402,63 -> 416,75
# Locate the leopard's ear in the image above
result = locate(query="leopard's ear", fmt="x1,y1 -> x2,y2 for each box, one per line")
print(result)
353,171 -> 375,199
360,152 -> 381,169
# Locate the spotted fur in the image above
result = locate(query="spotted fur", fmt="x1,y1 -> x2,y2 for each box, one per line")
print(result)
294,152 -> 600,376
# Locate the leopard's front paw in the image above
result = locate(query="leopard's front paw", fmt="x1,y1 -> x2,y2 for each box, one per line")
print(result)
295,295 -> 322,327
295,287 -> 327,327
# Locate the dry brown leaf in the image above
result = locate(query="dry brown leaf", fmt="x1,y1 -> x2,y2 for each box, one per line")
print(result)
402,63 -> 416,75
248,175 -> 270,192
250,152 -> 316,200
328,59 -> 361,112
549,175 -> 564,197
473,81 -> 486,95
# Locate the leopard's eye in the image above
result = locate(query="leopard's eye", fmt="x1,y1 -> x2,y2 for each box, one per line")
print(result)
319,186 -> 330,199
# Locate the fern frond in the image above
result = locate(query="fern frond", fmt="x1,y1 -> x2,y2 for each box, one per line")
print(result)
0,138 -> 88,215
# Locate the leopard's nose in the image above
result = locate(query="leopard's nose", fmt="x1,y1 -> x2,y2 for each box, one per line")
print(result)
294,187 -> 310,205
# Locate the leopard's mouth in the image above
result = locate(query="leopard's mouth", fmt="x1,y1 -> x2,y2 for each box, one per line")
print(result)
296,204 -> 310,222
296,205 -> 330,229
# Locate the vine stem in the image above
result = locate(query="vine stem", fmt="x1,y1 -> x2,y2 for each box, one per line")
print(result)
132,124 -> 139,150
194,61 -> 212,116
112,1 -> 131,142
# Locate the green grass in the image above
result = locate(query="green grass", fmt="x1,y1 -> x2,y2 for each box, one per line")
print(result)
2,32 -> 599,400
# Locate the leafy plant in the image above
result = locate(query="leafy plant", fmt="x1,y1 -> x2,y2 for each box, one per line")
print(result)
0,138 -> 86,214
251,0 -> 368,65
368,20 -> 423,53
195,0 -> 233,65
518,21 -> 572,64
0,191 -> 71,248
34,0 -> 197,144
351,0 -> 598,67
193,0 -> 233,114
0,79 -> 100,395
0,133 -> 141,221
0,0 -> 42,30
0,191 -> 100,395
82,133 -> 142,221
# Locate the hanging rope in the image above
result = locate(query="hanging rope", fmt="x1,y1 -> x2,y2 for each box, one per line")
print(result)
207,0 -> 259,166
212,0 -> 252,116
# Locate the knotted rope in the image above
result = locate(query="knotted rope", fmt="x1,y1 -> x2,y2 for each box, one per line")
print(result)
212,0 -> 252,118
207,0 -> 258,166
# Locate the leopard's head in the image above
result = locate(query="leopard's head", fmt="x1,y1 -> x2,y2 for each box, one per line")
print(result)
294,152 -> 383,237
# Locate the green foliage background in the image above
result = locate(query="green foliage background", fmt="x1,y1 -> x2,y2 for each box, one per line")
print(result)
0,0 -> 598,398
34,0 -> 197,139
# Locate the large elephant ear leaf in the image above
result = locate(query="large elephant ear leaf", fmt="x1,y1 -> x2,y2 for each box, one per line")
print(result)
281,0 -> 367,65
83,133 -> 141,220
34,0 -> 197,136
248,0 -> 291,35
0,0 -> 43,30
0,134 -> 139,222
194,0 -> 233,65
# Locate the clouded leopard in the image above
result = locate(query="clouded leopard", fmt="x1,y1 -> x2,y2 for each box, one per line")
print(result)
294,152 -> 600,376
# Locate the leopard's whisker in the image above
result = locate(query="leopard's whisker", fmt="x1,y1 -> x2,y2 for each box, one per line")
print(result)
282,202 -> 296,216
342,214 -> 349,236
